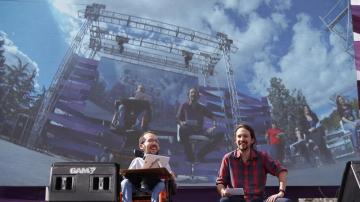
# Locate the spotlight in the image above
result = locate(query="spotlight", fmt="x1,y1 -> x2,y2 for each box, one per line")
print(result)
89,38 -> 101,51
116,36 -> 129,53
182,50 -> 193,68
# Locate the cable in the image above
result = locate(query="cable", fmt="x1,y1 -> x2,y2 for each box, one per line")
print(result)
317,186 -> 338,199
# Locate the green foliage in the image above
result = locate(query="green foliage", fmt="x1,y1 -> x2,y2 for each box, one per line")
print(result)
267,77 -> 308,138
321,110 -> 340,130
0,56 -> 41,122
267,77 -> 358,136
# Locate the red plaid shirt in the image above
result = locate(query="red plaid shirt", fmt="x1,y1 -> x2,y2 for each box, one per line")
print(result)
216,149 -> 287,201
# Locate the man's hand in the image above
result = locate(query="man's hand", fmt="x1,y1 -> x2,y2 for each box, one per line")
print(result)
170,172 -> 177,180
220,188 -> 231,197
179,121 -> 186,126
265,191 -> 284,202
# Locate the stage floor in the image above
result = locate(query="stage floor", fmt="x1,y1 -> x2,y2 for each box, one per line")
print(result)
0,186 -> 339,202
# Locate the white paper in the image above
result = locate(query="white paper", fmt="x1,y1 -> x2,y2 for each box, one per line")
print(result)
142,154 -> 170,169
226,188 -> 244,195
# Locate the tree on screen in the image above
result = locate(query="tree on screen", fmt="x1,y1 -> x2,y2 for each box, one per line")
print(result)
267,77 -> 308,138
0,56 -> 40,137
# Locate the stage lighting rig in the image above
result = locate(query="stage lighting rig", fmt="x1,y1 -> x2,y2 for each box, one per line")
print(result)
84,3 -> 105,21
217,32 -> 234,52
182,50 -> 193,68
116,36 -> 129,53
29,3 -> 241,147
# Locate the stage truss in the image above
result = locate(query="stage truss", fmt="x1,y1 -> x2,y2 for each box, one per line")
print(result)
320,0 -> 354,56
28,3 -> 240,146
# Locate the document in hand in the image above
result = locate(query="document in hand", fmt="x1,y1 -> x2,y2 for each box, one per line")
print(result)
226,188 -> 244,195
142,154 -> 170,169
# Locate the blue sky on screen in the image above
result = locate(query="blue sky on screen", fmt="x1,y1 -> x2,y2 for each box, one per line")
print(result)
0,0 -> 67,88
0,0 -> 357,117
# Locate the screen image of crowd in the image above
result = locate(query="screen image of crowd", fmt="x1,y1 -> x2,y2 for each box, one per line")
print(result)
264,96 -> 360,170
29,54 -> 359,185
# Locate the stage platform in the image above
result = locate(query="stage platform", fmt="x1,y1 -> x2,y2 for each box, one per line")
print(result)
0,186 -> 339,202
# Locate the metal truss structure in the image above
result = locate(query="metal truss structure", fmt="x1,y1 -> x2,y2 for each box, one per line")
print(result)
320,0 -> 354,56
27,4 -> 102,146
28,3 -> 240,146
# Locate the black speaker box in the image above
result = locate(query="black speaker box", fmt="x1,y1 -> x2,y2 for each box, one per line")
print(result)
338,161 -> 360,202
46,162 -> 119,202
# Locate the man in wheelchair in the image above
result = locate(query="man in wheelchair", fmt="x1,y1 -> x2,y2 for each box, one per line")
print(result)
121,131 -> 176,202
176,88 -> 224,162
111,98 -> 151,133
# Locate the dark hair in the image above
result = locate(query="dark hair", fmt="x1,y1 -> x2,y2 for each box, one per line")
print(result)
303,105 -> 310,112
336,95 -> 343,104
188,87 -> 200,97
303,105 -> 319,123
234,123 -> 256,148
335,95 -> 347,108
335,95 -> 352,117
138,130 -> 158,145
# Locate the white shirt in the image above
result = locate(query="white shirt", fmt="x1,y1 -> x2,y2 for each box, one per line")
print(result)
128,157 -> 145,169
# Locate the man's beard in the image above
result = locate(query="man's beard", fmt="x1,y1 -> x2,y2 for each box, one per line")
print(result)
147,145 -> 159,154
238,142 -> 249,151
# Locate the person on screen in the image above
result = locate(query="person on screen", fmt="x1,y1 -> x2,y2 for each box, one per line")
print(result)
111,84 -> 152,132
266,122 -> 285,164
121,131 -> 176,202
176,87 -> 224,162
95,146 -> 114,162
336,95 -> 360,152
216,124 -> 292,202
301,105 -> 334,164
289,127 -> 316,167
134,84 -> 152,102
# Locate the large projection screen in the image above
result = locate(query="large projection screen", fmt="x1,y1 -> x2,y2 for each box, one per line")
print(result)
0,0 -> 359,186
